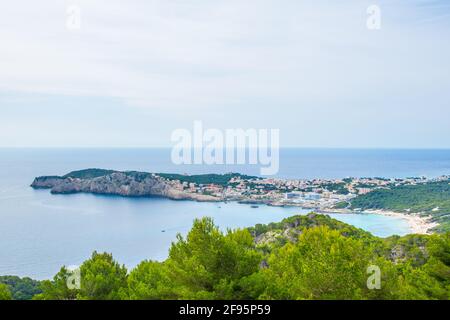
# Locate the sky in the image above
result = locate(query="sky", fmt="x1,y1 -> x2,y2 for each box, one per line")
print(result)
0,0 -> 449,148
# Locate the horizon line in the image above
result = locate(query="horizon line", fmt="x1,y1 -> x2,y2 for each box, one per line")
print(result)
1,146 -> 450,150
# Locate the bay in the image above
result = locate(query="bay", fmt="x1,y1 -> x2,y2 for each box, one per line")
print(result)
0,148 -> 449,279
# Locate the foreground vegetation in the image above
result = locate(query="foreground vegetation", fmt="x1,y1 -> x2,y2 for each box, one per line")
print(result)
1,213 -> 449,300
0,276 -> 41,300
351,181 -> 450,232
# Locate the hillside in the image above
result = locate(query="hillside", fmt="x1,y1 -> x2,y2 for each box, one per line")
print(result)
350,180 -> 450,232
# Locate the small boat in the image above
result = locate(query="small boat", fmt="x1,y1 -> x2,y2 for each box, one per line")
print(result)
251,205 -> 259,209
161,230 -> 166,233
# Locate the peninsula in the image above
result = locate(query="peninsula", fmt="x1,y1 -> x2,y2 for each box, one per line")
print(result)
31,169 -> 222,202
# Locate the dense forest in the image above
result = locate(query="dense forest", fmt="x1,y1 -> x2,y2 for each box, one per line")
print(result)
351,181 -> 450,232
1,213 -> 448,300
0,276 -> 41,300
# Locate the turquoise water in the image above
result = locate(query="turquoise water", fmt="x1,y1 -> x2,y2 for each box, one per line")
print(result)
0,148 -> 449,279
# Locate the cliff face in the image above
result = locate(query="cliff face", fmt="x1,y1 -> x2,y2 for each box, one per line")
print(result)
30,176 -> 63,189
31,170 -> 221,202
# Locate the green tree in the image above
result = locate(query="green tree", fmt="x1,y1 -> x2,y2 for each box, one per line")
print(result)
124,260 -> 176,300
395,263 -> 448,299
166,217 -> 262,299
77,252 -> 127,300
33,267 -> 79,300
0,276 -> 41,300
260,226 -> 375,300
0,283 -> 12,300
395,233 -> 450,299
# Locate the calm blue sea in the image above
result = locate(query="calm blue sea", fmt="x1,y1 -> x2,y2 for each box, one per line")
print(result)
0,148 -> 449,279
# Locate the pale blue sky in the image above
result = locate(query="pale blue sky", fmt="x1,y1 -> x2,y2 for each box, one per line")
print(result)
1,0 -> 449,148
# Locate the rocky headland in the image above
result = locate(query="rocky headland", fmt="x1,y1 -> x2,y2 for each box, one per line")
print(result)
31,169 -> 220,202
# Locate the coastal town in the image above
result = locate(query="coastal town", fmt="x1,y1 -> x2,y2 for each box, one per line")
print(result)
157,173 -> 450,210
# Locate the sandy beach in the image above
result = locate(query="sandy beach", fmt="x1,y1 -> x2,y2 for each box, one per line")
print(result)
318,208 -> 438,235
362,209 -> 439,235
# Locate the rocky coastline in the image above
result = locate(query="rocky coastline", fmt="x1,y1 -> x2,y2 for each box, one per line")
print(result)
31,170 -> 221,202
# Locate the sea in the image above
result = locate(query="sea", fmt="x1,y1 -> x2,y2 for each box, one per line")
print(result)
0,148 -> 449,279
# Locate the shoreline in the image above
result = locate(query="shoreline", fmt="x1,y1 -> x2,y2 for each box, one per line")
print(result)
320,207 -> 438,235
362,209 -> 438,235
224,201 -> 440,235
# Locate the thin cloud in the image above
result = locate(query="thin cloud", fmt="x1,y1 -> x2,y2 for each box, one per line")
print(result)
0,0 -> 449,148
